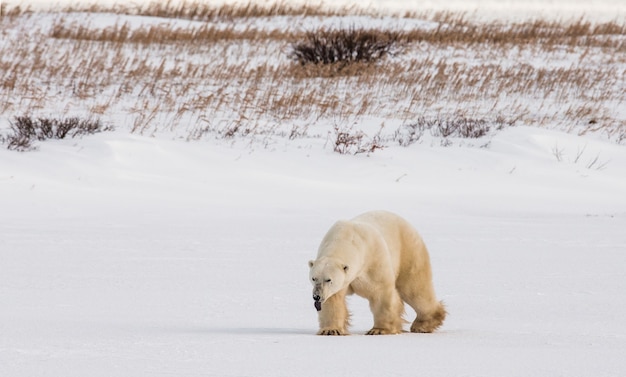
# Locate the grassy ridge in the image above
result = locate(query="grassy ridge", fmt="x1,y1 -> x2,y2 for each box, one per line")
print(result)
1,1 -> 625,149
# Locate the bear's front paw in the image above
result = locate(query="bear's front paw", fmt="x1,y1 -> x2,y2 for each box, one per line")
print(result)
317,328 -> 347,336
366,327 -> 401,335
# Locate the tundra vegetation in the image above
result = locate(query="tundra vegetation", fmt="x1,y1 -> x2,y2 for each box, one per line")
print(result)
1,1 -> 625,152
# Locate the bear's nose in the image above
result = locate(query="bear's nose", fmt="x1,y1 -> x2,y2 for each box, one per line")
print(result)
313,294 -> 321,302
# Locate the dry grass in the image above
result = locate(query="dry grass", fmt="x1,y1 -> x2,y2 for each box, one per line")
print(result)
1,3 -> 29,19
1,2 -> 625,149
47,13 -> 626,50
50,0 -> 395,20
50,21 -> 298,43
412,15 -> 626,49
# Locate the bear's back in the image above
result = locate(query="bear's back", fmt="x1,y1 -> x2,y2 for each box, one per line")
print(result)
351,210 -> 427,276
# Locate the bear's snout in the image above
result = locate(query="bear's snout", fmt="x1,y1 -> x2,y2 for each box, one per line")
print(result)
313,294 -> 321,301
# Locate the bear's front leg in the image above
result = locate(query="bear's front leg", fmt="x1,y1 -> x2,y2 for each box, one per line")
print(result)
366,290 -> 404,335
317,290 -> 349,335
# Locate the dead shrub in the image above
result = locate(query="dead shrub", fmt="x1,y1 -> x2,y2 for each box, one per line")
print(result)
290,27 -> 404,66
396,116 -> 512,147
4,116 -> 113,151
332,125 -> 385,155
395,123 -> 426,147
427,117 -> 491,138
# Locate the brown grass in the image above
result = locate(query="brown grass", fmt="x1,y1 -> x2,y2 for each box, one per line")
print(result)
2,2 -> 625,145
48,13 -> 626,50
405,19 -> 626,50
55,0 -> 391,20
50,21 -> 299,44
1,3 -> 30,19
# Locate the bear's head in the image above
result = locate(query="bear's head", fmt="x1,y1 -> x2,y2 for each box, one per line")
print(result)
308,257 -> 349,309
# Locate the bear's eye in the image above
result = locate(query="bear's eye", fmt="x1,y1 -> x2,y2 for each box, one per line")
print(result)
312,278 -> 317,282
324,279 -> 332,283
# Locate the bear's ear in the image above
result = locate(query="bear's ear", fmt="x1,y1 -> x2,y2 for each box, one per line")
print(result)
343,265 -> 349,273
308,260 -> 315,268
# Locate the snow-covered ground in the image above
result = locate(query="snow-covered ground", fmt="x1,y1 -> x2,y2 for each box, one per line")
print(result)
2,126 -> 626,376
2,1 -> 626,376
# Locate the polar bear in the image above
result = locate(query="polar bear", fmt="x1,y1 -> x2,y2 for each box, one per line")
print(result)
308,210 -> 446,335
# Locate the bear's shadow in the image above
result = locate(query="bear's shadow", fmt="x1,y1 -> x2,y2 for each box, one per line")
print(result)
205,327 -> 311,335
158,325 -> 312,336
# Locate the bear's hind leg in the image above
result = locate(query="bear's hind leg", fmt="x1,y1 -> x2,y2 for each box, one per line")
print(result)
399,284 -> 446,333
366,289 -> 404,335
317,290 -> 350,335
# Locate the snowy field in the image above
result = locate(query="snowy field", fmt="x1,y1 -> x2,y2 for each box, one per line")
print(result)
2,1 -> 626,376
2,127 -> 626,377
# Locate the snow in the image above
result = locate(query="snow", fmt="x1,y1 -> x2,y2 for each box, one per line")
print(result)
2,1 -> 626,376
2,126 -> 626,376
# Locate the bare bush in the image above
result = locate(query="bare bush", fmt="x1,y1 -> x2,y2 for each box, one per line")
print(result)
332,125 -> 385,155
396,116 -> 516,146
432,117 -> 491,138
395,123 -> 425,147
402,117 -> 491,139
290,28 -> 404,66
4,116 -> 113,151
